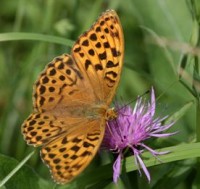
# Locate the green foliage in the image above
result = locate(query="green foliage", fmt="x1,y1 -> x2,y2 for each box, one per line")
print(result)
1,0 -> 200,188
0,152 -> 51,189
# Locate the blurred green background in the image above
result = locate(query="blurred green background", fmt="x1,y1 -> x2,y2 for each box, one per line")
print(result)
0,0 -> 200,188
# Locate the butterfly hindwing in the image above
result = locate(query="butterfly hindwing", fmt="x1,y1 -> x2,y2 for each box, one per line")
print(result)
41,119 -> 105,183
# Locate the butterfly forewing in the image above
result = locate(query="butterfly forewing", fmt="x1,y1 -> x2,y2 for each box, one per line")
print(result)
33,54 -> 96,113
21,9 -> 124,184
72,10 -> 124,104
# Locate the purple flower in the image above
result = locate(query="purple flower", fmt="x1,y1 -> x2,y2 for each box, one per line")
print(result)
102,87 -> 176,183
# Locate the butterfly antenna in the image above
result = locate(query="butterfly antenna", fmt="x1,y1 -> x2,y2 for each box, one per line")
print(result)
116,89 -> 150,112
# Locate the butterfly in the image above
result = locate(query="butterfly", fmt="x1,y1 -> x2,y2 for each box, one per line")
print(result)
22,9 -> 124,184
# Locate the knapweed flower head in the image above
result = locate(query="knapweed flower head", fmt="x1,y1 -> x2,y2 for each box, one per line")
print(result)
102,87 -> 176,183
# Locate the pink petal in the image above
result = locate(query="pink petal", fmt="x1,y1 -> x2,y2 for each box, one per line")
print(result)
135,154 -> 151,182
113,153 -> 122,183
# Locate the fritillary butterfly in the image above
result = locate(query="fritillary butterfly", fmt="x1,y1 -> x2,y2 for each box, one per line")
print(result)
22,9 -> 124,184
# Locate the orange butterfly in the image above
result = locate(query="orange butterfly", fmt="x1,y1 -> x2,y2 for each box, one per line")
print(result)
22,9 -> 124,184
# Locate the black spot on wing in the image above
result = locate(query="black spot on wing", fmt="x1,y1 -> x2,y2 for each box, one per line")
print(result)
90,33 -> 97,41
99,52 -> 107,60
106,60 -> 119,68
82,40 -> 89,46
85,59 -> 92,70
95,64 -> 103,71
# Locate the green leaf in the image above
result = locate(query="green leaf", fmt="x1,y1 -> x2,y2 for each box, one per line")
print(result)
165,100 -> 194,124
0,32 -> 74,46
77,143 -> 200,188
0,153 -> 51,189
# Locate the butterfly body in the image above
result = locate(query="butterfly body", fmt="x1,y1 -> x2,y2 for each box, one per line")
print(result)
22,10 -> 123,184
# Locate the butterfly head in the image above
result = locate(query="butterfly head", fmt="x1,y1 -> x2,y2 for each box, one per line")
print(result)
105,107 -> 117,121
